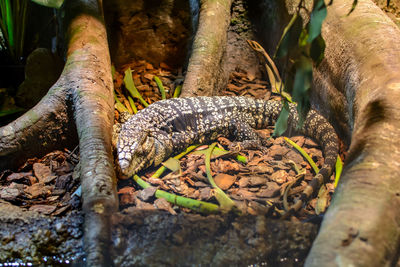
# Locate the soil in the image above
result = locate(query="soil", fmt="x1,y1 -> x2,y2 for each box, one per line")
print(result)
0,0 -> 398,265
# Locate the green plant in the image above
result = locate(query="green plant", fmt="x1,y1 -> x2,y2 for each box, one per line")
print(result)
0,0 -> 28,64
273,0 -> 358,135
0,0 -> 64,64
30,0 -> 63,8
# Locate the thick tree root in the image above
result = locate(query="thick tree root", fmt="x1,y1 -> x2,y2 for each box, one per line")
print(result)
181,0 -> 233,97
249,0 -> 400,265
306,1 -> 400,265
0,0 -> 117,265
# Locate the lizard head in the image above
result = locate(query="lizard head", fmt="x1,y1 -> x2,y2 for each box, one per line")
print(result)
117,130 -> 157,177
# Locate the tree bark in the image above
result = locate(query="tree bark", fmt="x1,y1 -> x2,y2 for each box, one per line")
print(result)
181,0 -> 233,97
306,1 -> 400,265
248,0 -> 400,265
0,0 -> 117,265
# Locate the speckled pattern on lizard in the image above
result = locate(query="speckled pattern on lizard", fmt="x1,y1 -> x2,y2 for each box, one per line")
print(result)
116,96 -> 338,213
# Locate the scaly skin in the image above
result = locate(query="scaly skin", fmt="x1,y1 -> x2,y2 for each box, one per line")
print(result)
117,96 -> 338,213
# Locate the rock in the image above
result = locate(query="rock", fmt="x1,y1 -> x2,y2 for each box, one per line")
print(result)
135,199 -> 156,210
118,187 -> 136,206
268,144 -> 291,160
307,148 -> 323,161
235,188 -> 256,200
194,181 -> 208,188
104,0 -> 191,68
304,139 -> 318,147
215,160 -> 241,173
290,136 -> 305,147
55,174 -> 72,190
16,48 -> 63,108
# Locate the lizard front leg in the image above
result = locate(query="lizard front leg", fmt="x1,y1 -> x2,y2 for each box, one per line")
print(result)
228,120 -> 266,152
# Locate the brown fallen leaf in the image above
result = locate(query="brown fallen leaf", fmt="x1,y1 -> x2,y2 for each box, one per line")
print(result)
6,172 -> 32,182
33,163 -> 52,183
29,204 -> 57,215
154,198 -> 177,215
24,183 -> 51,199
270,170 -> 288,184
255,182 -> 280,198
214,173 -> 236,190
52,205 -> 70,216
0,187 -> 22,201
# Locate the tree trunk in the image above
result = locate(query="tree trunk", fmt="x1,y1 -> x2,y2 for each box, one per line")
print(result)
0,0 -> 117,265
306,1 -> 400,265
248,0 -> 400,265
181,0 -> 233,97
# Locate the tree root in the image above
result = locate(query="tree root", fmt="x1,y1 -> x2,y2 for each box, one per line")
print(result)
245,0 -> 400,265
0,0 -> 117,265
2,0 -> 399,265
181,0 -> 233,97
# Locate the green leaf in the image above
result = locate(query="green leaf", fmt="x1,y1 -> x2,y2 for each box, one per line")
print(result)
334,156 -> 343,188
173,85 -> 182,98
0,107 -> 24,117
154,76 -> 166,100
193,146 -> 247,163
284,137 -> 319,174
123,68 -> 149,107
30,0 -> 64,8
134,174 -> 219,214
114,92 -> 129,113
151,145 -> 199,179
275,13 -> 303,59
162,157 -> 181,173
4,0 -> 14,48
128,96 -> 138,114
236,154 -> 247,164
273,101 -> 290,137
348,0 -> 358,15
307,0 -> 327,43
292,56 -> 313,127
310,34 -> 326,66
204,143 -> 236,212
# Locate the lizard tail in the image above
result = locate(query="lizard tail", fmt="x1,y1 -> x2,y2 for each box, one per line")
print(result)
283,105 -> 339,218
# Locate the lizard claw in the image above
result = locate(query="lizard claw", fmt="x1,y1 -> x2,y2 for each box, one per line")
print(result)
228,142 -> 242,152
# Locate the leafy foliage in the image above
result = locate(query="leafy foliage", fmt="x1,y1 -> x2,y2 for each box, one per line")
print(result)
272,0 -> 331,134
30,0 -> 64,8
273,0 -> 359,136
0,0 -> 28,64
